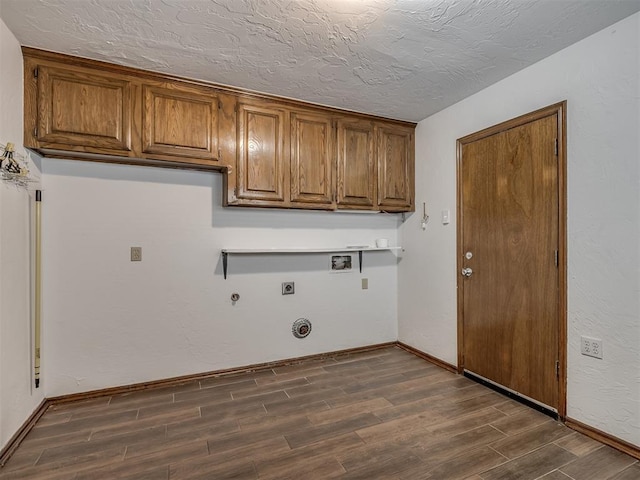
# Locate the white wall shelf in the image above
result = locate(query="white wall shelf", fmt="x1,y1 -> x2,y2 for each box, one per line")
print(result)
221,246 -> 402,279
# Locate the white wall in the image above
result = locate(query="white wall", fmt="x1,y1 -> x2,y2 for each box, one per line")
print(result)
399,13 -> 640,446
41,160 -> 399,396
0,17 -> 44,449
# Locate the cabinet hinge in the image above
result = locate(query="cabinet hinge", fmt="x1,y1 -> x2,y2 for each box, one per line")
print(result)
554,139 -> 558,156
556,360 -> 560,378
34,127 -> 38,138
217,149 -> 221,159
554,250 -> 559,267
218,100 -> 222,110
33,67 -> 38,78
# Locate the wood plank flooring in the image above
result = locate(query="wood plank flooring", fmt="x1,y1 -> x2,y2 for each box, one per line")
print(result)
1,346 -> 637,479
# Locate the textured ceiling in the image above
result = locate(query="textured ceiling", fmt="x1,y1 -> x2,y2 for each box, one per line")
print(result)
1,0 -> 639,122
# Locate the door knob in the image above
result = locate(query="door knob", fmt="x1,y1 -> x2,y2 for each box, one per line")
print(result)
461,267 -> 473,277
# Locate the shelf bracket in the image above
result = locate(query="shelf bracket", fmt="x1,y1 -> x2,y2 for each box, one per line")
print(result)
359,250 -> 363,273
222,251 -> 228,279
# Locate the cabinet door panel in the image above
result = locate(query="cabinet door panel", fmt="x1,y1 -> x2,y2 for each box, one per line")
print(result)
37,65 -> 132,152
291,112 -> 334,206
378,125 -> 414,210
337,120 -> 375,208
237,102 -> 286,202
143,85 -> 219,161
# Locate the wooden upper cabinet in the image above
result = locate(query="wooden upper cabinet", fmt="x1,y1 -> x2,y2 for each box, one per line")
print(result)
290,111 -> 334,208
236,100 -> 287,203
34,63 -> 133,154
23,50 -> 229,169
142,83 -> 219,163
336,119 -> 376,209
377,124 -> 415,211
23,49 -> 415,212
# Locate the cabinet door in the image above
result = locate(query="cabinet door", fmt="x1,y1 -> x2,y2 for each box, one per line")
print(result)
142,84 -> 219,162
236,101 -> 287,203
336,119 -> 376,208
36,64 -> 133,153
290,111 -> 334,207
377,124 -> 414,211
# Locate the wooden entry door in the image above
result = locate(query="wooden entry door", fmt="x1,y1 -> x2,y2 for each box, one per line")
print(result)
457,103 -> 566,413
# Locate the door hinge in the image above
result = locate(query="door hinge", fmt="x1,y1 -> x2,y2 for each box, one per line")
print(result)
33,67 -> 39,78
554,139 -> 558,156
555,360 -> 560,378
554,250 -> 559,267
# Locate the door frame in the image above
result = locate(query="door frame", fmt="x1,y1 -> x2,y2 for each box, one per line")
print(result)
456,101 -> 567,419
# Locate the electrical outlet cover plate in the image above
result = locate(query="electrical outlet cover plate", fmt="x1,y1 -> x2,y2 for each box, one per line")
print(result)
282,282 -> 295,295
581,336 -> 603,359
131,247 -> 142,261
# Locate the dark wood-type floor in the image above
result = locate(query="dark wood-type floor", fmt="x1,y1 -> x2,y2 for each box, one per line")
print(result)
1,346 -> 637,479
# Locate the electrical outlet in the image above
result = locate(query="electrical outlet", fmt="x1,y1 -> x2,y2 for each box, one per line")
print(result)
131,247 -> 142,262
282,282 -> 295,295
581,336 -> 603,359
361,278 -> 368,289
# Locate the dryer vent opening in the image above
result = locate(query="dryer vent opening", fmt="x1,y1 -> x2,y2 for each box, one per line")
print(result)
292,318 -> 312,338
